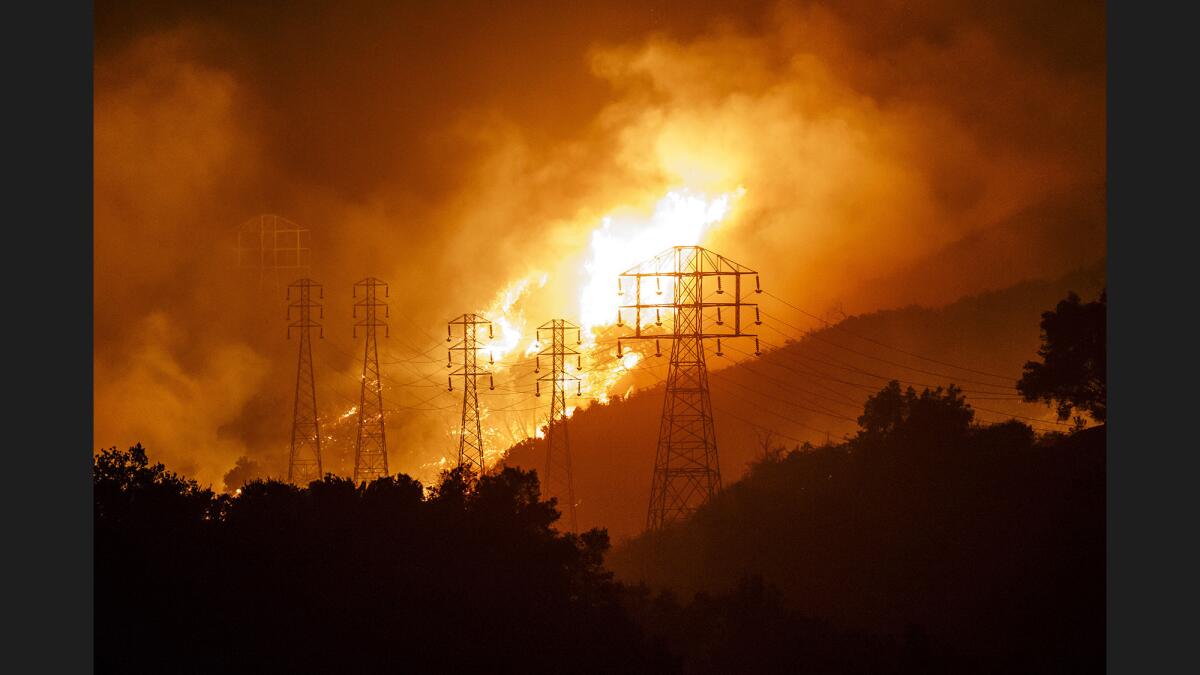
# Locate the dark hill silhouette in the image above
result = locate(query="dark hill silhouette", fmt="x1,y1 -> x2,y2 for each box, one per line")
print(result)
96,285 -> 1104,673
606,387 -> 1104,674
500,262 -> 1105,540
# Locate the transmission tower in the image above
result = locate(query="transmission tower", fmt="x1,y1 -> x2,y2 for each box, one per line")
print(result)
617,246 -> 762,532
353,277 -> 390,484
237,214 -> 312,291
287,278 -> 324,485
535,319 -> 583,532
447,314 -> 495,473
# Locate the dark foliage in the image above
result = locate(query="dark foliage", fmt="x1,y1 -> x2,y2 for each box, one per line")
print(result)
95,453 -> 674,674
98,281 -> 1107,674
621,577 -> 938,675
96,385 -> 1104,674
856,381 -> 974,452
610,384 -> 1104,674
1018,288 -> 1107,422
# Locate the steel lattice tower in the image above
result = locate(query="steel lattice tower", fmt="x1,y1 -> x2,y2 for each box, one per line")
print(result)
535,319 -> 582,532
287,278 -> 324,485
353,277 -> 390,484
447,313 -> 494,473
617,246 -> 762,532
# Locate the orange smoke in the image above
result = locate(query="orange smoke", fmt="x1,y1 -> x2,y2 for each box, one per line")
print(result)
94,2 -> 1105,488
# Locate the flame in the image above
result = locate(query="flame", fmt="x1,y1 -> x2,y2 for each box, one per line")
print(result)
482,273 -> 547,364
578,187 -> 743,333
568,187 -> 740,410
433,187 -> 742,470
574,343 -> 647,406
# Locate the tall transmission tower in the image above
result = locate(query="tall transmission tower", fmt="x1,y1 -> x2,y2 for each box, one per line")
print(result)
353,277 -> 390,484
447,314 -> 495,473
617,246 -> 762,532
535,319 -> 583,532
287,278 -> 324,485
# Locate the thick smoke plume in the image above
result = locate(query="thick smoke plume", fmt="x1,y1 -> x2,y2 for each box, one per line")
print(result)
94,2 -> 1104,487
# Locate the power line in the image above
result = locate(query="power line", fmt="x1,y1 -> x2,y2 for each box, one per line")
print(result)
762,290 -> 1018,382
716,334 -> 1067,430
709,402 -> 816,445
317,350 -> 451,405
757,336 -> 1023,398
716,344 -> 864,410
716,374 -> 858,424
759,312 -> 1020,393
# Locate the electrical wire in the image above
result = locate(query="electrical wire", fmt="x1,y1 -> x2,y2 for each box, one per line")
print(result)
762,290 -> 1019,382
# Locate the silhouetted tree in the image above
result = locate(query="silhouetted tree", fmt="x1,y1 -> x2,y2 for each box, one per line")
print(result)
94,445 -> 675,674
94,443 -> 221,526
1017,289 -> 1106,422
854,380 -> 973,455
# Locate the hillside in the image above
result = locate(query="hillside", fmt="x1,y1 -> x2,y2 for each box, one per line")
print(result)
607,420 -> 1104,673
500,262 -> 1105,540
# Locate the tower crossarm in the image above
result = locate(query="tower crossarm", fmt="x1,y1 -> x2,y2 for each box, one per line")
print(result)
616,246 -> 763,355
613,246 -> 767,532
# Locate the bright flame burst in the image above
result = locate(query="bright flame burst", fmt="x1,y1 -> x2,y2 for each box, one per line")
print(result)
483,273 -> 548,365
454,187 -> 743,467
572,187 -> 742,405
578,188 -> 743,333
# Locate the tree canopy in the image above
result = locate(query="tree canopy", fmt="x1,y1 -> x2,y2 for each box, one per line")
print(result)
609,380 -> 1105,674
1017,289 -> 1107,423
94,450 -> 674,674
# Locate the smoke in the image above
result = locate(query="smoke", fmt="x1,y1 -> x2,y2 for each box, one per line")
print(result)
94,2 -> 1104,486
93,313 -> 270,485
583,1 -> 1104,311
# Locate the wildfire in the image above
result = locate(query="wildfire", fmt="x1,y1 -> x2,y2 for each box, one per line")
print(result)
578,187 -> 743,333
569,187 -> 741,407
580,349 -> 643,405
436,186 -> 743,468
483,273 -> 548,365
